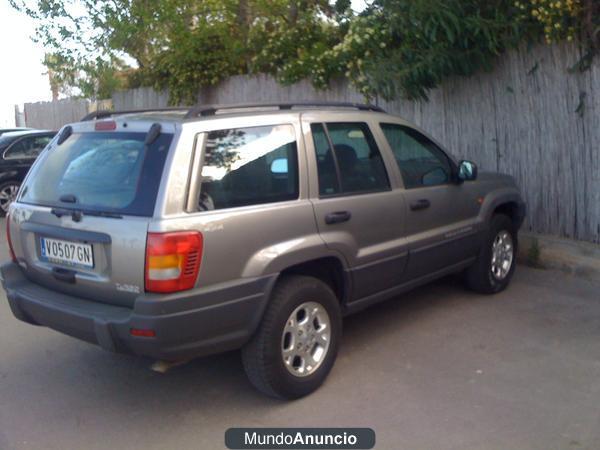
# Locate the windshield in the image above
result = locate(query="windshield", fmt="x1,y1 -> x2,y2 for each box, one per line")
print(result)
20,131 -> 173,216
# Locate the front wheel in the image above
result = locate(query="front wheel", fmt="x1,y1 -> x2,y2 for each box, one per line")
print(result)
0,181 -> 21,217
242,275 -> 342,399
464,214 -> 517,294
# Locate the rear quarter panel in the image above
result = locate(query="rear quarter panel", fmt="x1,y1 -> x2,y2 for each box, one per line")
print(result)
152,201 -> 336,286
152,113 -> 336,287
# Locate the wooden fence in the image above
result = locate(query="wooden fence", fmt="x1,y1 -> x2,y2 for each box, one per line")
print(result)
23,42 -> 600,243
24,98 -> 112,131
112,87 -> 169,110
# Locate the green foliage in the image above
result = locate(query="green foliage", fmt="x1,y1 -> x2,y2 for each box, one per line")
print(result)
138,0 -> 249,104
321,0 -> 527,100
515,0 -> 581,44
43,53 -> 127,99
247,3 -> 341,88
9,0 -> 598,103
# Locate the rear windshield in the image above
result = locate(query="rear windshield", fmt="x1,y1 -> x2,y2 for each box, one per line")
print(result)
20,131 -> 173,216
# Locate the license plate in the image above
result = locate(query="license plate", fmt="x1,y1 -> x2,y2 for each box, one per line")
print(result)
40,237 -> 94,268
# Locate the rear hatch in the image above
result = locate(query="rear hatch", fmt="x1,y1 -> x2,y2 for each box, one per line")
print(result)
8,120 -> 176,308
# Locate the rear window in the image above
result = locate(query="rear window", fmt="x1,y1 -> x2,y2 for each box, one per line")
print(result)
20,132 -> 173,216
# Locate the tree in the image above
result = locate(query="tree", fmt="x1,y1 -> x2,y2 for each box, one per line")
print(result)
10,0 -> 596,103
10,0 -> 339,103
43,53 -> 127,100
318,0 -> 528,100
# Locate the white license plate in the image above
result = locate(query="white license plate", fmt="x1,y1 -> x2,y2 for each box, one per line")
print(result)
40,237 -> 94,268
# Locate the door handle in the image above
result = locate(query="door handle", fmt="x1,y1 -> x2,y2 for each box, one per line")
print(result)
325,211 -> 352,225
410,199 -> 431,211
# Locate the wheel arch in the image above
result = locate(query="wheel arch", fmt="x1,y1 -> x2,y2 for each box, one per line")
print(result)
277,256 -> 351,306
480,189 -> 526,231
493,201 -> 523,230
241,234 -> 351,304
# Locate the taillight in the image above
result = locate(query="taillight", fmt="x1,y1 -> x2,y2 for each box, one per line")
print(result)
145,231 -> 202,293
95,120 -> 116,131
6,213 -> 16,262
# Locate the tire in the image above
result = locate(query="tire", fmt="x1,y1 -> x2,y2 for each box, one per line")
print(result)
0,181 -> 21,217
242,275 -> 342,399
464,214 -> 517,294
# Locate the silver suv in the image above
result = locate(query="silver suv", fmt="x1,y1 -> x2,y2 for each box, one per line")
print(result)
1,102 -> 525,398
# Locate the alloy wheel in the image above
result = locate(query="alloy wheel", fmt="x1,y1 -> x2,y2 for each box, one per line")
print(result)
281,301 -> 331,377
491,230 -> 514,280
0,184 -> 19,213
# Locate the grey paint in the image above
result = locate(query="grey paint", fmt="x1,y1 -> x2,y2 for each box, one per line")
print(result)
9,206 -> 150,307
4,107 -> 525,360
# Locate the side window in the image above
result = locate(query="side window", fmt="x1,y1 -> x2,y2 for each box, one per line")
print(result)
380,123 -> 452,189
5,137 -> 33,159
30,136 -> 52,157
4,136 -> 51,160
310,122 -> 390,196
198,124 -> 298,210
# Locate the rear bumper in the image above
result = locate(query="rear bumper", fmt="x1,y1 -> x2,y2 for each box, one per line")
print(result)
1,262 -> 276,361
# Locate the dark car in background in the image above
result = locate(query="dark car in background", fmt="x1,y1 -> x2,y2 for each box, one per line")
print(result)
0,130 -> 56,215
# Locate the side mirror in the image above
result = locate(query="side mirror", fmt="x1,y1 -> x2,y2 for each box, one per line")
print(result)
270,158 -> 288,174
458,160 -> 478,182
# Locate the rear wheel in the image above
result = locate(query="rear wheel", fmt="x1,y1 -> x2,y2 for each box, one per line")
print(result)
242,275 -> 342,399
0,181 -> 20,216
465,214 -> 517,294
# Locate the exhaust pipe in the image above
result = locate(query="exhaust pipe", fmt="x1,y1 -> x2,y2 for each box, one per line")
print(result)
151,359 -> 190,373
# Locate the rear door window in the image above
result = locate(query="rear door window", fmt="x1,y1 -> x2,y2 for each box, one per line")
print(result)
197,124 -> 298,210
311,122 -> 390,196
20,132 -> 173,216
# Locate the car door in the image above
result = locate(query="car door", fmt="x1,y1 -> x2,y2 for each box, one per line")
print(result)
377,122 -> 482,280
303,115 -> 409,302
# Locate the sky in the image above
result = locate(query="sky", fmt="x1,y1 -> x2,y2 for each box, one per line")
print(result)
0,0 -> 370,127
0,0 -> 51,125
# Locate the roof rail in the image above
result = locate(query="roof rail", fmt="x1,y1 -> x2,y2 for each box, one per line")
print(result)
80,107 -> 189,122
183,102 -> 385,119
80,102 -> 385,122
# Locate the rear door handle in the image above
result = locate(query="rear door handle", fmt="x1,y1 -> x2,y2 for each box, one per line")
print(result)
410,199 -> 431,211
325,211 -> 352,225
